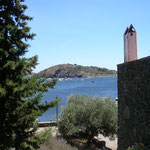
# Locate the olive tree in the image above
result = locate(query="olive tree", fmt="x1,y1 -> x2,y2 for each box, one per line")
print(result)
58,94 -> 117,144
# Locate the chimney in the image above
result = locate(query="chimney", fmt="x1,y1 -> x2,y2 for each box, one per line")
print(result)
124,24 -> 138,62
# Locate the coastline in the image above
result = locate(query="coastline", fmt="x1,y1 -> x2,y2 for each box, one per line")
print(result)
45,75 -> 117,80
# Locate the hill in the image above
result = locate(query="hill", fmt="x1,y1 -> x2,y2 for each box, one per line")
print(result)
37,64 -> 116,78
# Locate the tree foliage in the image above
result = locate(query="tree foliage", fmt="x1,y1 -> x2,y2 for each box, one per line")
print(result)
127,144 -> 148,150
0,0 -> 59,149
58,94 -> 117,143
37,64 -> 117,78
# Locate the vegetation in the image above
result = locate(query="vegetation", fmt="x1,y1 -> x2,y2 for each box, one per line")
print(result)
37,64 -> 117,78
127,144 -> 148,150
0,0 -> 59,149
38,135 -> 77,150
58,94 -> 117,145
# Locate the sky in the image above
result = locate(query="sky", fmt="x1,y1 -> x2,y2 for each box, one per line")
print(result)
24,0 -> 150,73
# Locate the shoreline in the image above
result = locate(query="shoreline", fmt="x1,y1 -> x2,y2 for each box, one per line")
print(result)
45,75 -> 117,80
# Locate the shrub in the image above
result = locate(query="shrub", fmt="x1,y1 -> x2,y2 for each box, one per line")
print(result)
58,94 -> 117,143
127,144 -> 148,150
38,136 -> 77,150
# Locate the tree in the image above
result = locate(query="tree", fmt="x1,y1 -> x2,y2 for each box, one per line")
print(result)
58,94 -> 117,144
0,0 -> 59,149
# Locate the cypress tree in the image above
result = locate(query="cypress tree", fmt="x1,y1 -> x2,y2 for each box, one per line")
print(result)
0,0 -> 59,149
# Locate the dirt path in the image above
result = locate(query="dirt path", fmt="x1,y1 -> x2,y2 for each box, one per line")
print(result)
37,127 -> 117,150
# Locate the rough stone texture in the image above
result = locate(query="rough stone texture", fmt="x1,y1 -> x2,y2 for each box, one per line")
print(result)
117,56 -> 150,150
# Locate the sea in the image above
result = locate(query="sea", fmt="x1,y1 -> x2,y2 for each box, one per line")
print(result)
38,76 -> 117,122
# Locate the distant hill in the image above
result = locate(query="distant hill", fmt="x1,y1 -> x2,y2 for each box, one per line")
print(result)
37,64 -> 117,78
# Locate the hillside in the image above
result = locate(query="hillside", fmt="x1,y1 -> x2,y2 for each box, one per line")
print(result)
37,64 -> 117,78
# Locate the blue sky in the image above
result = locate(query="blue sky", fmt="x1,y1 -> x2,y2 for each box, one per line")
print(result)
25,0 -> 150,73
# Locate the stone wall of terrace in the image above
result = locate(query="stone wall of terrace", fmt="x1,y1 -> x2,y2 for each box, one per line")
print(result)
117,56 -> 150,150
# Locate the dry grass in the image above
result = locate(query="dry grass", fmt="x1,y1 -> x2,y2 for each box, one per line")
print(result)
38,136 -> 77,150
11,127 -> 117,150
37,127 -> 117,150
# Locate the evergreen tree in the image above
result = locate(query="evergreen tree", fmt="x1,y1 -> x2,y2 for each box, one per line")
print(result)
0,0 -> 59,149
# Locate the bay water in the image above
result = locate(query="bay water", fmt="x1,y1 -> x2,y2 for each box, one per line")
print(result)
39,76 -> 117,122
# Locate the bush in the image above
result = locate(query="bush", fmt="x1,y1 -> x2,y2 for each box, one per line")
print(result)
127,144 -> 148,150
58,94 -> 117,143
38,136 -> 77,150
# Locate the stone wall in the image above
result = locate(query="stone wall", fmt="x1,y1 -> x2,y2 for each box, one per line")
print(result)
117,56 -> 150,150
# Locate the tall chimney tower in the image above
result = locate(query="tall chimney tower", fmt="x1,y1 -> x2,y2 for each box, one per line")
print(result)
124,24 -> 138,62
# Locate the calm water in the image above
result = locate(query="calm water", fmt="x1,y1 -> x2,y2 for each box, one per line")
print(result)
39,76 -> 117,122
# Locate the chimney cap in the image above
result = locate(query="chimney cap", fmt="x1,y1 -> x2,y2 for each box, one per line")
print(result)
124,24 -> 136,35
